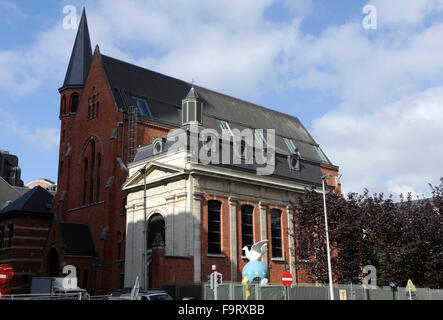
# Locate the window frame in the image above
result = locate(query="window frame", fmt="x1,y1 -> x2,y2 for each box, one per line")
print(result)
132,96 -> 153,119
207,200 -> 222,254
283,138 -> 298,154
217,120 -> 233,136
241,205 -> 254,250
253,129 -> 267,145
270,209 -> 282,258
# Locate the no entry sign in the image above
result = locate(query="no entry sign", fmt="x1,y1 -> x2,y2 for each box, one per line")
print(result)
281,271 -> 293,287
0,265 -> 14,286
0,268 -> 7,286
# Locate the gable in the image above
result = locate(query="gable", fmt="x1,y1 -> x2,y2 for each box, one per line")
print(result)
123,162 -> 185,190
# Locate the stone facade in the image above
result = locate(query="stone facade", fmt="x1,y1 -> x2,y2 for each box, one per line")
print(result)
123,144 -> 325,287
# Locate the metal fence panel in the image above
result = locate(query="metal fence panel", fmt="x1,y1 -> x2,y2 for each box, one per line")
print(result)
289,285 -> 329,300
260,286 -> 286,300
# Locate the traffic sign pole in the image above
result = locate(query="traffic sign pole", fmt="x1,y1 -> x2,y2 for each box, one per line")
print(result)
281,271 -> 293,300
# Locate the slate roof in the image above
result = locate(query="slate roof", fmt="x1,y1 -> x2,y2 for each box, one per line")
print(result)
62,8 -> 92,88
59,222 -> 97,257
100,54 -> 335,166
0,177 -> 29,210
132,127 -> 325,187
0,186 -> 53,217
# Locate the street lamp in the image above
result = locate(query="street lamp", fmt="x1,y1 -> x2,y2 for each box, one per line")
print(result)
321,174 -> 334,301
140,165 -> 148,290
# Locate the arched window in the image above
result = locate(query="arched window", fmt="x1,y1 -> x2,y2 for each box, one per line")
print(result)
92,95 -> 96,118
241,205 -> 254,250
70,93 -> 79,113
62,128 -> 66,142
207,200 -> 221,254
82,158 -> 88,205
89,141 -> 95,204
82,270 -> 89,290
96,153 -> 101,202
96,101 -> 100,117
61,95 -> 67,115
88,105 -> 91,119
147,214 -> 165,249
270,209 -> 282,258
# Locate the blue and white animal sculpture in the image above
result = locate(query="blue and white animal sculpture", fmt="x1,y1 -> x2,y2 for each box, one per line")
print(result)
242,240 -> 269,285
242,240 -> 268,261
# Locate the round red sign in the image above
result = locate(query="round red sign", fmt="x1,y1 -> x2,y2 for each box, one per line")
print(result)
281,271 -> 293,287
0,267 -> 7,286
0,265 -> 14,286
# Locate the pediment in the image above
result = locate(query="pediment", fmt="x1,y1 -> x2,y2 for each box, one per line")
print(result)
122,162 -> 185,190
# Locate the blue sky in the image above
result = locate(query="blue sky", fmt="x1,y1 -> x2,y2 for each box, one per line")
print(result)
1,0 -> 443,198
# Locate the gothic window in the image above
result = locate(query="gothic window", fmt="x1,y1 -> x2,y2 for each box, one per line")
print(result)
270,209 -> 282,258
82,158 -> 88,205
96,153 -> 101,202
207,200 -> 222,254
89,141 -> 95,204
62,128 -> 66,142
88,105 -> 91,120
96,101 -> 99,117
241,205 -> 254,250
61,95 -> 67,115
92,95 -> 96,118
70,93 -> 79,113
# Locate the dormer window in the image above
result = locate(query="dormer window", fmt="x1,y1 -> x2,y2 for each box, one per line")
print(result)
132,96 -> 152,119
283,137 -> 298,154
313,145 -> 328,163
253,129 -> 267,145
217,120 -> 233,136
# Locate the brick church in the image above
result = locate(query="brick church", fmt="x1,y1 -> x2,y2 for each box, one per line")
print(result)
40,9 -> 340,294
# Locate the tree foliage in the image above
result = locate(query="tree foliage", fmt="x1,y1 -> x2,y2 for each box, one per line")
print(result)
292,178 -> 443,289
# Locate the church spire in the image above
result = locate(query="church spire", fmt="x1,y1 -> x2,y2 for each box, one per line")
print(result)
62,8 -> 93,88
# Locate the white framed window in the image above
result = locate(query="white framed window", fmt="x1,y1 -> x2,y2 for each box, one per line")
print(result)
283,137 -> 297,154
313,146 -> 328,162
217,120 -> 233,136
253,129 -> 267,145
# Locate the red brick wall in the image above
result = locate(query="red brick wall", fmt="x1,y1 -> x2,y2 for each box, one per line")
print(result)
50,50 -> 175,294
0,214 -> 53,293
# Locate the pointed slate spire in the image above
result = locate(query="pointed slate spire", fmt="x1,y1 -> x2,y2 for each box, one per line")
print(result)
62,8 -> 93,88
185,86 -> 200,100
182,85 -> 203,125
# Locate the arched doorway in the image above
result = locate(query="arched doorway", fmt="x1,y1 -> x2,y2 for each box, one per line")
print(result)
47,248 -> 59,277
147,214 -> 165,249
147,213 -> 165,289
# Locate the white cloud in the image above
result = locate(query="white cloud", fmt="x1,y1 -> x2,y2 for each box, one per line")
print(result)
0,108 -> 59,151
312,87 -> 443,198
368,0 -> 443,29
1,0 -> 442,197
